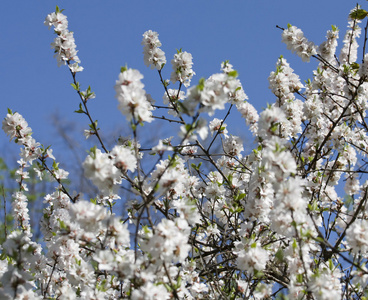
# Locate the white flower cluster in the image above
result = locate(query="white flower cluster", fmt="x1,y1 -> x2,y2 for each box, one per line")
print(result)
220,61 -> 258,134
209,118 -> 228,137
2,111 -> 68,183
340,7 -> 362,65
236,101 -> 258,134
360,53 -> 368,78
44,198 -> 131,298
339,20 -> 361,65
142,30 -> 166,70
318,26 -> 339,63
170,50 -> 195,87
346,218 -> 368,253
223,135 -> 244,157
234,240 -> 269,274
114,68 -> 154,123
69,200 -> 130,246
308,264 -> 342,300
141,218 -> 190,264
184,72 -> 240,116
255,107 -> 312,237
268,57 -> 304,138
44,8 -> 83,72
2,112 -> 32,143
268,57 -> 303,103
0,231 -> 42,299
12,192 -> 31,235
83,145 -> 137,194
282,24 -> 317,62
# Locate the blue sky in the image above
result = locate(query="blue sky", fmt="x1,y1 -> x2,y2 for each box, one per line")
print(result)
0,1 -> 358,160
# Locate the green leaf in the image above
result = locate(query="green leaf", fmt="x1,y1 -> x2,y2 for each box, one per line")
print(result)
176,276 -> 182,288
292,239 -> 297,250
228,70 -> 238,78
314,236 -> 325,244
185,123 -> 193,132
350,8 -> 368,20
89,146 -> 97,159
235,193 -> 246,201
351,62 -> 360,70
7,108 -> 13,115
52,161 -> 59,170
227,173 -> 233,184
197,78 -> 205,91
308,200 -> 318,212
343,64 -> 350,74
275,249 -> 284,262
296,273 -> 303,283
89,120 -> 99,132
191,162 -> 202,171
74,103 -> 85,114
71,82 -> 80,90
253,269 -> 264,278
59,219 -> 67,229
120,65 -> 128,73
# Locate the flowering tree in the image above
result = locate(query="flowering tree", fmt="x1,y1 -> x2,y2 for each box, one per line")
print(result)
2,4 -> 368,299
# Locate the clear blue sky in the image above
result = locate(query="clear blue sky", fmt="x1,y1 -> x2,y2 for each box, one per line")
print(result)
0,1 -> 358,160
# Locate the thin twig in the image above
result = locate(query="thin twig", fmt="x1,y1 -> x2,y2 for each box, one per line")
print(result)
1,185 -> 7,240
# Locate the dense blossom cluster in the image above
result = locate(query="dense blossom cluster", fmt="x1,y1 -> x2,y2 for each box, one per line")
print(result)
142,30 -> 167,70
183,71 -> 246,116
114,68 -> 154,123
281,24 -> 317,62
170,50 -> 195,87
44,8 -> 83,72
2,4 -> 368,300
268,57 -> 304,138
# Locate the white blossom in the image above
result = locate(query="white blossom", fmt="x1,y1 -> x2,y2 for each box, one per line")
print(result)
142,30 -> 166,70
114,68 -> 154,123
171,50 -> 195,87
282,24 -> 317,62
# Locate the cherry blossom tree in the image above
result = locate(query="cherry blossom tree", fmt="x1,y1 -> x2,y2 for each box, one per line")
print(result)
2,4 -> 368,299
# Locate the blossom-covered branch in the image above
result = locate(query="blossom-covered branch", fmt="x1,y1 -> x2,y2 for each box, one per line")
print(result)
2,4 -> 368,299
